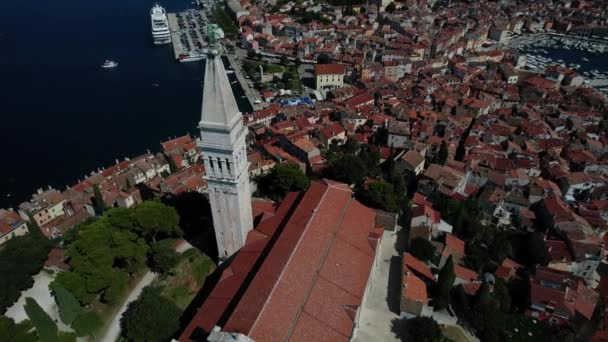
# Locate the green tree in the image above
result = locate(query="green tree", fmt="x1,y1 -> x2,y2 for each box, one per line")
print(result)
317,53 -> 331,64
50,283 -> 82,325
399,316 -> 444,342
102,270 -> 129,304
282,70 -> 294,82
150,239 -> 179,273
57,332 -> 77,342
24,297 -> 57,342
72,311 -> 103,337
409,237 -> 436,262
437,141 -> 448,165
472,283 -> 505,342
295,57 -> 302,66
341,138 -> 360,155
360,180 -> 400,212
247,49 -> 257,59
0,316 -> 38,342
133,201 -> 181,242
92,184 -> 106,214
326,154 -> 368,184
122,287 -> 182,342
280,55 -> 289,65
385,2 -> 396,13
493,278 -> 512,313
256,163 -> 310,201
0,230 -> 52,313
435,256 -> 455,310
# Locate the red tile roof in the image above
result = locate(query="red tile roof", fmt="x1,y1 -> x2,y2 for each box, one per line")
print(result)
403,253 -> 435,282
315,64 -> 346,75
180,180 -> 381,342
454,265 -> 478,282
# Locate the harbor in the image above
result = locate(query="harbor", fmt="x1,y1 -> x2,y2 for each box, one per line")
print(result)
509,33 -> 608,86
168,9 -> 209,62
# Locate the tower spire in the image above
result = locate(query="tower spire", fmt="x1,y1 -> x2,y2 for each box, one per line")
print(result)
199,25 -> 253,259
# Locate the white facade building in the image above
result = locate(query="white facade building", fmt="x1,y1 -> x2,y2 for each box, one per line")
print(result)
199,49 -> 253,259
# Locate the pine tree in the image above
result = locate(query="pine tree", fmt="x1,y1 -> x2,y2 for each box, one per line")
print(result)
92,184 -> 106,214
24,297 -> 58,342
435,256 -> 455,310
51,283 -> 82,325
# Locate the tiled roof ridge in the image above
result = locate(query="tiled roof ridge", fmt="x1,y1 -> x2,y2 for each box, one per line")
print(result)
283,195 -> 354,341
215,191 -> 306,330
248,183 -> 335,335
296,300 -> 351,340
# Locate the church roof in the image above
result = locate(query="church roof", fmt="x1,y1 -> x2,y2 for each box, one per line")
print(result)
200,54 -> 241,132
179,180 -> 382,342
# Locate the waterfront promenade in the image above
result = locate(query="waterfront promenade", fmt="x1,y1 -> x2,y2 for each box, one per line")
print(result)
227,54 -> 267,111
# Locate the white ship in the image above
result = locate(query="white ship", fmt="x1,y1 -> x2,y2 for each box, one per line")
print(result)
101,60 -> 118,68
151,4 -> 171,45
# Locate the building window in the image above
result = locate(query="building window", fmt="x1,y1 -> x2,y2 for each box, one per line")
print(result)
226,158 -> 231,173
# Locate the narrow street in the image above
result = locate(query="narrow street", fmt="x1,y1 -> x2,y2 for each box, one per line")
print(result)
352,229 -> 401,342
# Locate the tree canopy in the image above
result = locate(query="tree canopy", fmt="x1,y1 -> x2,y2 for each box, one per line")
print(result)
409,237 -> 436,262
24,297 -> 58,342
317,53 -> 331,64
53,202 -> 181,305
0,224 -> 52,313
51,283 -> 82,325
358,179 -> 400,212
399,316 -> 445,342
121,287 -> 181,342
255,163 -> 310,201
435,256 -> 455,310
0,316 -> 38,342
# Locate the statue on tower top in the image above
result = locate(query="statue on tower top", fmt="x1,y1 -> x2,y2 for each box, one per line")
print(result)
206,24 -> 225,56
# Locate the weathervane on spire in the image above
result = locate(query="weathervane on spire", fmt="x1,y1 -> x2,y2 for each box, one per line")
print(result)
206,24 -> 225,57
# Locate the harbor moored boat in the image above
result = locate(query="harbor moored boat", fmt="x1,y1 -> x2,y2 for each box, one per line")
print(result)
151,4 -> 171,45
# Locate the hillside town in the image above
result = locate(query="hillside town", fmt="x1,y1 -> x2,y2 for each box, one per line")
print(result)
2,0 -> 608,341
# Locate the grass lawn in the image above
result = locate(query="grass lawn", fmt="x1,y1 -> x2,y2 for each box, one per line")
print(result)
243,60 -> 302,91
154,249 -> 215,310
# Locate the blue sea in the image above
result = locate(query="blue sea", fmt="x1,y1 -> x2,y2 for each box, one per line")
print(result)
0,0 -> 248,209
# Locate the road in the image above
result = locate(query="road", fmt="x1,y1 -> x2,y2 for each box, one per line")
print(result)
98,271 -> 158,342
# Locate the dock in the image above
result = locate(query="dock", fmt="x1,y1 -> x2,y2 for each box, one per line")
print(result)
226,54 -> 267,111
167,9 -> 209,61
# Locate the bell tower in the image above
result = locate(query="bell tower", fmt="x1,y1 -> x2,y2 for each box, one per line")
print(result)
198,25 -> 253,258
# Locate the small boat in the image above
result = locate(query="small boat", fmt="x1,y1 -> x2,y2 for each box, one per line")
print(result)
101,60 -> 118,68
226,70 -> 235,74
582,57 -> 590,62
152,82 -> 160,87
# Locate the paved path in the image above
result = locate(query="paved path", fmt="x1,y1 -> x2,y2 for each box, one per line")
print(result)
352,230 -> 401,342
4,271 -> 71,331
99,271 -> 158,342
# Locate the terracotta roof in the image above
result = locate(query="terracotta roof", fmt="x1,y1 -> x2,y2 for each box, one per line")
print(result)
454,265 -> 478,282
403,253 -> 435,282
402,267 -> 428,304
315,64 -> 346,75
180,180 -> 381,341
401,150 -> 424,168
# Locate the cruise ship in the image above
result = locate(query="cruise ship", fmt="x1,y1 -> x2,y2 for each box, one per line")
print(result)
150,4 -> 171,45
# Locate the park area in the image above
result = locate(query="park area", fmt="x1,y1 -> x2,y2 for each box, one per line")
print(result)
242,59 -> 301,92
1,201 -> 216,342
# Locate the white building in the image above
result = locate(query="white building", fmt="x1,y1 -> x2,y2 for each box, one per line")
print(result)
199,48 -> 253,259
0,209 -> 29,245
315,64 -> 345,93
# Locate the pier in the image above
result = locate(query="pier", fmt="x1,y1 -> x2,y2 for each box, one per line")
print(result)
167,9 -> 209,61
